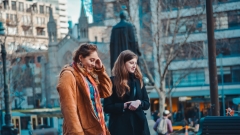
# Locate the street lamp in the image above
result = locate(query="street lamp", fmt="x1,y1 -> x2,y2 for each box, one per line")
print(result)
219,53 -> 225,116
0,21 -> 18,134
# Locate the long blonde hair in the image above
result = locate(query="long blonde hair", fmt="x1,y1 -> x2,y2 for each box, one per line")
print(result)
112,50 -> 143,98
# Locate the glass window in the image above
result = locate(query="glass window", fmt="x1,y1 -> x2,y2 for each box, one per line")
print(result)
228,10 -> 240,28
39,5 -> 44,14
20,117 -> 30,130
46,6 -> 49,14
172,69 -> 205,86
14,15 -> 17,22
27,97 -> 34,105
26,27 -> 33,35
27,16 -> 31,24
36,28 -> 45,36
166,42 -> 204,60
36,17 -> 41,25
232,66 -> 240,83
24,15 -> 27,23
161,0 -> 201,11
214,13 -> 228,29
42,18 -> 45,25
19,2 -> 24,11
95,36 -> 97,42
37,56 -> 41,63
229,38 -> 240,55
11,1 -> 16,10
105,3 -> 114,19
216,38 -> 240,56
10,14 -> 13,20
216,39 -> 231,56
217,67 -> 232,83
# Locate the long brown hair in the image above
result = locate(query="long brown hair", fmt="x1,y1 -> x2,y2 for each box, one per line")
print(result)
112,50 -> 143,98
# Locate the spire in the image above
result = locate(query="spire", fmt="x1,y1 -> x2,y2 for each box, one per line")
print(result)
47,5 -> 57,43
80,0 -> 86,18
49,5 -> 54,22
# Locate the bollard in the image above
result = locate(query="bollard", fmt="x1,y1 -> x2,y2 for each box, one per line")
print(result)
185,126 -> 188,135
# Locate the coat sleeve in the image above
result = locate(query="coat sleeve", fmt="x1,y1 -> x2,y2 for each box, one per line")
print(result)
57,71 -> 84,135
103,77 -> 125,114
94,66 -> 112,98
103,94 -> 125,114
140,84 -> 150,110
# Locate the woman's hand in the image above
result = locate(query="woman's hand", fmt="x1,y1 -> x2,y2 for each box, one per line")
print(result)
124,101 -> 131,109
95,58 -> 103,69
128,100 -> 141,111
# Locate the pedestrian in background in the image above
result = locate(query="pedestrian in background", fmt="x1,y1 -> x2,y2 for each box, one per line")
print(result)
57,43 -> 112,135
173,110 -> 177,122
153,110 -> 173,135
152,110 -> 160,122
104,50 -> 150,135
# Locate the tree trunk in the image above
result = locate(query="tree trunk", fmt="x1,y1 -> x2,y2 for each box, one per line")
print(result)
158,90 -> 165,118
169,94 -> 173,122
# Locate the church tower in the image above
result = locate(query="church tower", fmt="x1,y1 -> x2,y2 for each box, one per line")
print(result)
47,6 -> 57,43
46,6 -> 59,107
78,0 -> 89,42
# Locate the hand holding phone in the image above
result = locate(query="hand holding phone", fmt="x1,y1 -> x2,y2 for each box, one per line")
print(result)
124,101 -> 131,109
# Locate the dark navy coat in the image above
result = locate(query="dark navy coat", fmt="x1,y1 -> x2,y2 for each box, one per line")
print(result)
104,75 -> 150,135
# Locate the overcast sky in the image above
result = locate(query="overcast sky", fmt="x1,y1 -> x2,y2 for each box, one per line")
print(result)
67,0 -> 93,26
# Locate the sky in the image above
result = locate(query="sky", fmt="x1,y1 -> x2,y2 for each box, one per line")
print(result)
67,0 -> 93,26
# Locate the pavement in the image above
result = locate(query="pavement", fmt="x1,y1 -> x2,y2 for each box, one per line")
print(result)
148,119 -> 156,135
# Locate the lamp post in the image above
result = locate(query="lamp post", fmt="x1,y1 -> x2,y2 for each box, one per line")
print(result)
219,53 -> 225,116
206,0 -> 220,116
0,21 -> 18,135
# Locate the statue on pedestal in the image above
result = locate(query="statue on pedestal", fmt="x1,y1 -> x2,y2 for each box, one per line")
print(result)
110,10 -> 141,69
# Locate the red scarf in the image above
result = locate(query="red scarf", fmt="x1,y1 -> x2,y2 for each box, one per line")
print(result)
73,62 -> 106,135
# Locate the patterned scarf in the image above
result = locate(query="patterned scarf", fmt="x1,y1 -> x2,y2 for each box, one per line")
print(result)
72,62 -> 106,135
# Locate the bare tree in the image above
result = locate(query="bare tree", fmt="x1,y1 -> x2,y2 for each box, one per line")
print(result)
91,0 -> 206,117
138,0 -> 206,117
0,3 -> 41,109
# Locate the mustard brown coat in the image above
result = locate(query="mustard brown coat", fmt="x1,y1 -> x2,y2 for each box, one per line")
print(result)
57,65 -> 112,135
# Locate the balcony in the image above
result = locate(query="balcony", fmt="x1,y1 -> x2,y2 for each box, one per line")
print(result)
36,28 -> 46,36
35,24 -> 46,29
22,24 -> 32,32
6,19 -> 17,27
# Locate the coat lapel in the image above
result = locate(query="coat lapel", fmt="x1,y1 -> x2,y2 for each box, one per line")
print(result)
70,67 -> 99,120
134,79 -> 142,100
65,67 -> 90,99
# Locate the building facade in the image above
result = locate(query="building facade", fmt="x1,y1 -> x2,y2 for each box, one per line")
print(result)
90,0 -> 240,117
0,0 -> 61,54
33,0 -> 69,38
148,0 -> 240,117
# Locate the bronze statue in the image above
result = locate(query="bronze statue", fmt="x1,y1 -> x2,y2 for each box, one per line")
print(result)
110,10 -> 141,69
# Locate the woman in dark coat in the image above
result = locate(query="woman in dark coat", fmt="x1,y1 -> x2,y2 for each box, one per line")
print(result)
104,50 -> 150,135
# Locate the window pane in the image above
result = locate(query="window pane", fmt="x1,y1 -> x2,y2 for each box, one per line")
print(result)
232,66 -> 240,83
40,5 -> 44,14
172,69 -> 205,86
20,117 -> 30,130
228,10 -> 240,28
19,2 -> 24,11
11,1 -> 16,10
